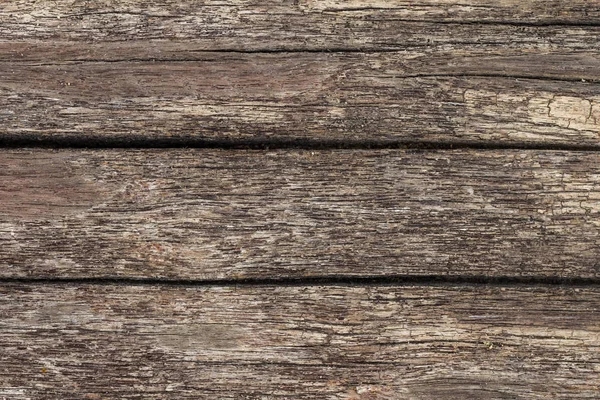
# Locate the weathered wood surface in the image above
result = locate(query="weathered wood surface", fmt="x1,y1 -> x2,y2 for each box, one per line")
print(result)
1,1 -> 600,145
1,149 -> 599,279
2,53 -> 600,145
1,0 -> 599,58
2,2 -> 599,397
1,284 -> 598,399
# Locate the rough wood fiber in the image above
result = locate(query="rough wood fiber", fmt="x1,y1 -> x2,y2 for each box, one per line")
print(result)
2,1 -> 598,398
0,284 -> 598,399
1,53 -> 600,145
2,149 -> 599,279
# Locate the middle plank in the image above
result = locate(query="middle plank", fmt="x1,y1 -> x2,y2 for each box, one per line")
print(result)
1,52 -> 600,146
1,148 -> 599,279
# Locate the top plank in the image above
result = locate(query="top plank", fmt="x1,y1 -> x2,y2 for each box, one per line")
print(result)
2,0 -> 600,60
2,1 -> 600,56
1,1 -> 600,145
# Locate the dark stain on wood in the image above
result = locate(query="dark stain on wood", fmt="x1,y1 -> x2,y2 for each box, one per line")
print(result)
0,152 -> 106,220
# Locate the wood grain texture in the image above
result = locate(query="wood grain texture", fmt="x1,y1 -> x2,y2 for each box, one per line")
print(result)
1,0 -> 599,58
1,149 -> 599,279
3,2 -> 598,398
1,52 -> 600,145
0,283 -> 598,399
1,2 -> 600,144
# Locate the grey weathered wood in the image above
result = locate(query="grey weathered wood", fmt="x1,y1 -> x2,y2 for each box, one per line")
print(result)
1,149 -> 599,279
1,52 -> 600,145
1,283 -> 598,399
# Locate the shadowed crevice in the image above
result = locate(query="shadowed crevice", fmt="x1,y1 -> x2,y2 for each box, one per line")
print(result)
0,274 -> 598,288
1,136 -> 600,151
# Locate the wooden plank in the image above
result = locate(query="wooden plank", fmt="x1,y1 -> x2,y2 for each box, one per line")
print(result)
1,52 -> 600,145
1,149 -> 599,279
1,283 -> 598,398
1,0 -> 599,60
2,1 -> 599,145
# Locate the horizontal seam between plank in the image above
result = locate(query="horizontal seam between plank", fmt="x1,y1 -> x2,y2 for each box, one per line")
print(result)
0,48 -> 471,57
0,275 -> 598,288
2,137 -> 600,151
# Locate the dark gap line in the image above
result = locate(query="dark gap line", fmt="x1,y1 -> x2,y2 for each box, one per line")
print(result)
0,275 -> 599,288
1,137 -> 600,152
431,20 -> 600,28
0,49 -> 409,64
0,47 -> 495,63
0,48 -> 448,60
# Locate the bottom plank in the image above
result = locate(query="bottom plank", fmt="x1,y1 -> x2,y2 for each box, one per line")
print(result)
0,284 -> 598,399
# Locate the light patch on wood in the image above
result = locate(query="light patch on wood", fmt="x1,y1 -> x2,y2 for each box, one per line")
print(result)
300,0 -> 557,11
0,388 -> 28,399
529,95 -> 600,133
346,385 -> 395,400
462,89 -> 600,141
156,324 -> 244,351
31,303 -> 96,326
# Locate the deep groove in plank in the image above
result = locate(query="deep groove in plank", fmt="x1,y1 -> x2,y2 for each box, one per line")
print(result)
0,47 -> 515,59
1,275 -> 599,288
2,137 -> 600,151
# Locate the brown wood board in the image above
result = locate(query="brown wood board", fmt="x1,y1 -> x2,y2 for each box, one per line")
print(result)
2,1 -> 600,56
1,149 -> 599,280
1,0 -> 600,145
1,52 -> 599,145
1,283 -> 598,399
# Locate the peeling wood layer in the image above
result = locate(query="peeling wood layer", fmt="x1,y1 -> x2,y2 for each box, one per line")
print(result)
1,149 -> 599,279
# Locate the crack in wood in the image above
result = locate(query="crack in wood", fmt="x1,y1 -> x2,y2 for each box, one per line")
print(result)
1,275 -> 599,288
